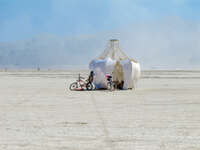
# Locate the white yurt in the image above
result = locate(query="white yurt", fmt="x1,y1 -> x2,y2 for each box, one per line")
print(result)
89,39 -> 141,90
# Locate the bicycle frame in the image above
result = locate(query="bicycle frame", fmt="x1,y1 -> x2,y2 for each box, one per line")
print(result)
76,74 -> 89,89
77,79 -> 86,88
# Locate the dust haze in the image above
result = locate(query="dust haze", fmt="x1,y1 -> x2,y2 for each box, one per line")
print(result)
1,18 -> 200,69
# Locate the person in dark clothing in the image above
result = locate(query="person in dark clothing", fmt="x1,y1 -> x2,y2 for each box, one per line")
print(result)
88,71 -> 94,83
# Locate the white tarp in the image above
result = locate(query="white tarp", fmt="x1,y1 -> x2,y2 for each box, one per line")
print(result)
90,58 -> 140,89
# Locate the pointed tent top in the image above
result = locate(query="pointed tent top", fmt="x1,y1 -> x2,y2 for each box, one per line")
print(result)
98,39 -> 129,60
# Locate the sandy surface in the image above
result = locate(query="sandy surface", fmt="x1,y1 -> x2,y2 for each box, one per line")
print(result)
0,70 -> 200,150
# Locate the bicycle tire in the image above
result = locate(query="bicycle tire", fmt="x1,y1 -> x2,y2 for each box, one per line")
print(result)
69,82 -> 78,91
86,82 -> 93,91
107,82 -> 114,91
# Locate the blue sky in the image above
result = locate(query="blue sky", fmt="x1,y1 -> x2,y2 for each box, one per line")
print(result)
1,0 -> 200,42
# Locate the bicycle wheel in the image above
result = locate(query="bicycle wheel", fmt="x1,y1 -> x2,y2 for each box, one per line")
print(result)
69,82 -> 78,91
107,82 -> 113,91
86,82 -> 93,91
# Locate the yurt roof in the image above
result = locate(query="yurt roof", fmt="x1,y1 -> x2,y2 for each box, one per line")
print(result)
98,39 -> 129,60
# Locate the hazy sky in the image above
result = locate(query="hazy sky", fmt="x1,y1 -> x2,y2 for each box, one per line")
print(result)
1,0 -> 200,42
0,0 -> 200,69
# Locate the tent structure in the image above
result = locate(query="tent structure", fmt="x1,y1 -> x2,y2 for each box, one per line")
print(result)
89,39 -> 141,90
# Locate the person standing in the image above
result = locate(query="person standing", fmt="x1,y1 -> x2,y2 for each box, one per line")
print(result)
88,71 -> 94,83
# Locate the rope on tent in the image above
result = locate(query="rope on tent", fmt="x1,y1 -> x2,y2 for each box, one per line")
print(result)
90,93 -> 115,150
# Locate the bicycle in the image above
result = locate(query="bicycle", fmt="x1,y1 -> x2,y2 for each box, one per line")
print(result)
106,74 -> 117,91
69,74 -> 93,91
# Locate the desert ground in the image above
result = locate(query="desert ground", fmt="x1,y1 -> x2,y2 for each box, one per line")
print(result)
0,70 -> 200,150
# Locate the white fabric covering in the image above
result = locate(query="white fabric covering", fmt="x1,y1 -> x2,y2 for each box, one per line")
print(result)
89,40 -> 141,89
90,58 -> 140,89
